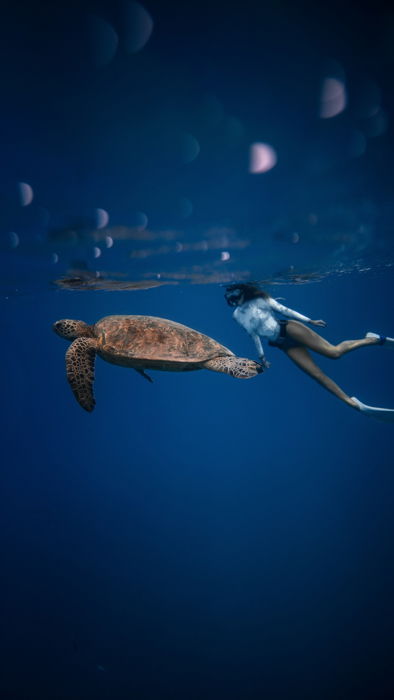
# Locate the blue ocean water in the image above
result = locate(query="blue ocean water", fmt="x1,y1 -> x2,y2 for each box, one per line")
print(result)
1,2 -> 394,699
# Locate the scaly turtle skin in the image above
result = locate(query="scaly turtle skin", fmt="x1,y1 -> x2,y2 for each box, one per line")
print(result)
53,315 -> 262,412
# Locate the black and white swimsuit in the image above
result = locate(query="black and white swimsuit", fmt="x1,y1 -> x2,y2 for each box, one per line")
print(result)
233,297 -> 311,358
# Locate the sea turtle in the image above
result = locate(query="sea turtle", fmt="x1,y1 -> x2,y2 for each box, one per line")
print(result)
53,315 -> 262,412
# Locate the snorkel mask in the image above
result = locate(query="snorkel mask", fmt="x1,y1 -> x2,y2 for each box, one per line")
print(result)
224,285 -> 244,307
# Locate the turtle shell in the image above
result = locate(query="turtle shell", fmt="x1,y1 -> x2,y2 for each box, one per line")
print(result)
94,315 -> 233,364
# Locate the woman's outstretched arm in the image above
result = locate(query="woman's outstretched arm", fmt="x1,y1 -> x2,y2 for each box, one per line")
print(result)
250,333 -> 271,369
268,298 -> 327,327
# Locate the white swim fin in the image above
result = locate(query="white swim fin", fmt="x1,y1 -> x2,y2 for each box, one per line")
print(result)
366,332 -> 394,347
352,397 -> 394,423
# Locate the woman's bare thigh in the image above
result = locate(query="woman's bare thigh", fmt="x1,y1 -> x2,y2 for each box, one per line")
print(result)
286,320 -> 336,355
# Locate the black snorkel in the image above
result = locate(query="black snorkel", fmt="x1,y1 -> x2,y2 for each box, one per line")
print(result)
224,286 -> 243,307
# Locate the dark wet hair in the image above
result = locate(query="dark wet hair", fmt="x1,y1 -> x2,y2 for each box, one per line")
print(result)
225,283 -> 270,301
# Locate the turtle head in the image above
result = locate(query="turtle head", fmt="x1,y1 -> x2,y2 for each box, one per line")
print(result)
53,319 -> 93,340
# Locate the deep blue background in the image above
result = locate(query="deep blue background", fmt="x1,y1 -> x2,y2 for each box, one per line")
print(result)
2,273 -> 394,699
1,1 -> 394,698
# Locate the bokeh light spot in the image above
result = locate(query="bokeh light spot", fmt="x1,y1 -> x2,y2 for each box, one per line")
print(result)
123,1 -> 153,53
181,133 -> 200,163
8,232 -> 20,248
249,143 -> 277,173
221,251 -> 230,261
134,211 -> 148,230
320,78 -> 347,118
88,14 -> 119,66
93,246 -> 102,258
96,208 -> 110,228
18,182 -> 33,206
365,109 -> 388,138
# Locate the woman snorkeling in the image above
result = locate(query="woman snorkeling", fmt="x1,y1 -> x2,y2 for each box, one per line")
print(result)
225,283 -> 394,422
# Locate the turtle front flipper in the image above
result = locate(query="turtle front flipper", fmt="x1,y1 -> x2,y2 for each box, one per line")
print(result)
203,356 -> 263,378
66,338 -> 98,411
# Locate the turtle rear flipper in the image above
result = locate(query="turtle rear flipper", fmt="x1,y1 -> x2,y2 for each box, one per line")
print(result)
135,368 -> 153,383
204,356 -> 263,378
66,338 -> 97,411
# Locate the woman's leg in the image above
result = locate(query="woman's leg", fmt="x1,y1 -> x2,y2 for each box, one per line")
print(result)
285,345 -> 358,408
286,320 -> 379,358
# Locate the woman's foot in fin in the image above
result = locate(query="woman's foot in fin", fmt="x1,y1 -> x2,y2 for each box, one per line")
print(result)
352,396 -> 394,423
365,332 -> 394,346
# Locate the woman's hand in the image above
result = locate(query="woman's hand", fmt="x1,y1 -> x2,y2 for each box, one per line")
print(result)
310,319 -> 327,327
259,357 -> 271,370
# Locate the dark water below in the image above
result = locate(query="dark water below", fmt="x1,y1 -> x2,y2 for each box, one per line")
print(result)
1,2 -> 394,699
